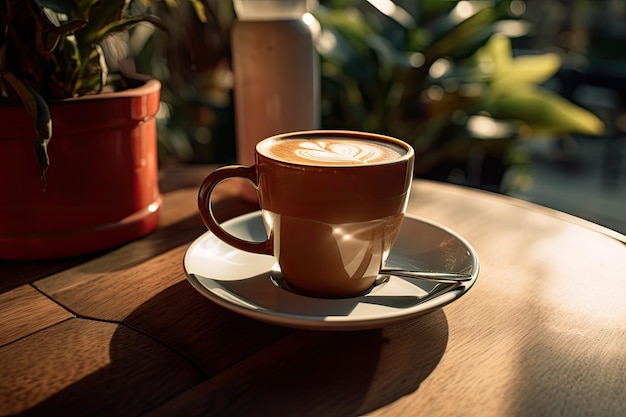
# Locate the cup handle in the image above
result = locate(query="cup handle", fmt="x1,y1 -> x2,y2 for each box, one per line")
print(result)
198,165 -> 273,255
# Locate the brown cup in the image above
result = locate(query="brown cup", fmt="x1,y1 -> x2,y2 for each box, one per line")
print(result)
198,130 -> 415,298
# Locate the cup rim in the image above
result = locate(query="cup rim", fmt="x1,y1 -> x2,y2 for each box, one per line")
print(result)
256,130 -> 415,167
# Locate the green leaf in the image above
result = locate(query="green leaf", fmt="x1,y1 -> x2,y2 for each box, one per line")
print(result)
33,0 -> 77,14
365,0 -> 416,30
486,86 -> 605,136
74,43 -> 106,95
97,15 -> 168,41
477,33 -> 511,72
427,8 -> 497,61
477,34 -> 561,85
493,53 -> 560,86
315,7 -> 374,42
0,71 -> 52,178
189,0 -> 208,23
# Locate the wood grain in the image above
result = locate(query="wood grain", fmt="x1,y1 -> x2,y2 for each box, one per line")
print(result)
0,256 -> 98,293
0,285 -> 73,346
0,318 -> 205,416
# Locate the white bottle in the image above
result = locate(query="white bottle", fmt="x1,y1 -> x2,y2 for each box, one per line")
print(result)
231,0 -> 320,201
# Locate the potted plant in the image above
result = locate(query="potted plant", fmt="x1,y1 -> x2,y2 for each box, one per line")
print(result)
146,0 -> 605,194
312,0 -> 605,190
0,0 -> 166,259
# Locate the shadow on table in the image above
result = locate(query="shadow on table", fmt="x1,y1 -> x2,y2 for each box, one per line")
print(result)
6,278 -> 448,417
221,311 -> 450,417
124,284 -> 451,416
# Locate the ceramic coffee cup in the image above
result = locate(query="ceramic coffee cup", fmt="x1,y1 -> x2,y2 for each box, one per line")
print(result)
198,130 -> 415,298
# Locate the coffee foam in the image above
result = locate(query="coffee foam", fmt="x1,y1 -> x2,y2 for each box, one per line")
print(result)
258,137 -> 406,166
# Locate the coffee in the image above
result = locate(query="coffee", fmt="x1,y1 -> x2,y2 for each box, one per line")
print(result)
198,130 -> 415,298
258,136 -> 406,166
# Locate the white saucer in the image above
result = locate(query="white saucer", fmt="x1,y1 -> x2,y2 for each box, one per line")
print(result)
184,211 -> 479,331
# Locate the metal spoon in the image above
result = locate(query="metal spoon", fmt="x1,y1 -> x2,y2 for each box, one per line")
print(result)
379,268 -> 473,283
269,268 -> 472,299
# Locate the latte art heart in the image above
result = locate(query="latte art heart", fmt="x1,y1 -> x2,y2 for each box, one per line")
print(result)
258,136 -> 407,166
295,141 -> 384,164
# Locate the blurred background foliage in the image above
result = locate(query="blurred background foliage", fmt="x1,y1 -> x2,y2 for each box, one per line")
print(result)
129,0 -> 611,193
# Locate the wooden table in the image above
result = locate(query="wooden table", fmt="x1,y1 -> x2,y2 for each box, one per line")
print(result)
2,165 -> 625,417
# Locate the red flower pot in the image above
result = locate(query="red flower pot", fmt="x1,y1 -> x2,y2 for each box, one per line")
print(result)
0,78 -> 162,259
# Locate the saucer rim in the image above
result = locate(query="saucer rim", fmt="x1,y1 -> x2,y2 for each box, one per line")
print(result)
184,211 -> 479,331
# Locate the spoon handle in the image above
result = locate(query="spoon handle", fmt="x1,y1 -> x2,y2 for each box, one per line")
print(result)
379,268 -> 473,283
